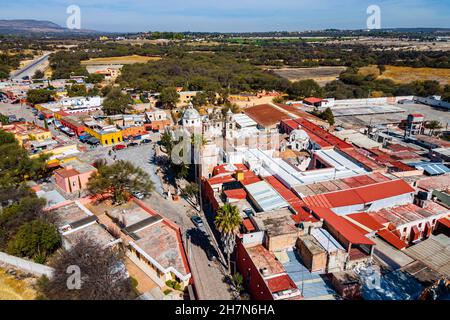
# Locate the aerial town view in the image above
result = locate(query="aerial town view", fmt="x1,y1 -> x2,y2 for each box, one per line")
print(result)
0,0 -> 449,311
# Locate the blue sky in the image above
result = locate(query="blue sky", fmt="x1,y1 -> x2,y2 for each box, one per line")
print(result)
2,0 -> 449,32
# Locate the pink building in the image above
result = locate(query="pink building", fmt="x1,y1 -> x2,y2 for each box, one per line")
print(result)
54,160 -> 96,193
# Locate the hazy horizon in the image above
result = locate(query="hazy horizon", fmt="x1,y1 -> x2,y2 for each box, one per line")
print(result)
1,0 -> 449,33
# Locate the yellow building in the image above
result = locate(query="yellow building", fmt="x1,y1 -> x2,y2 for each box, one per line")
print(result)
84,121 -> 123,145
0,123 -> 52,146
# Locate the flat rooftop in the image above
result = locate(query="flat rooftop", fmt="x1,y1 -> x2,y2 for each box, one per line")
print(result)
252,208 -> 299,237
64,223 -> 116,247
132,220 -> 189,277
245,244 -> 285,276
244,104 -> 290,127
403,234 -> 450,278
53,202 -> 91,228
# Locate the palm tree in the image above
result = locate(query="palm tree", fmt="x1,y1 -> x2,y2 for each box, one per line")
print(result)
214,204 -> 242,274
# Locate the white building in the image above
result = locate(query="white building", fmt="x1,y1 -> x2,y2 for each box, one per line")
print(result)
181,103 -> 202,128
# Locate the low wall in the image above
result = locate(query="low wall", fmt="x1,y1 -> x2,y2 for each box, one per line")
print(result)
0,251 -> 54,278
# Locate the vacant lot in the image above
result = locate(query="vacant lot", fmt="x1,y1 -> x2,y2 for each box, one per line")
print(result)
0,268 -> 37,300
81,55 -> 161,65
359,65 -> 450,85
272,66 -> 346,86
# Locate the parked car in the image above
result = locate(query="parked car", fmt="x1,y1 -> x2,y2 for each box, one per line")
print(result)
140,139 -> 151,144
191,216 -> 204,228
127,142 -> 139,147
132,192 -> 145,199
112,144 -> 126,151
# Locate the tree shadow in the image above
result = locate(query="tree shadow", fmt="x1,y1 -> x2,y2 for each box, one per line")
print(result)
186,227 -> 224,268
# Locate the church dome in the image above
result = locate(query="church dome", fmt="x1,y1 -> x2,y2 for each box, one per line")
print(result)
290,128 -> 309,142
182,104 -> 200,120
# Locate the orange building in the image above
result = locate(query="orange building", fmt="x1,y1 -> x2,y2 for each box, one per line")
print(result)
120,125 -> 147,138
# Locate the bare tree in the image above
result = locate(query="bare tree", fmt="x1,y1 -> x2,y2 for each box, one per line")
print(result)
39,237 -> 135,300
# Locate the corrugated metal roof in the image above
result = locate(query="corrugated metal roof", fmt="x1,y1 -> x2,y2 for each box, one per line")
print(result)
413,163 -> 450,176
310,228 -> 345,253
244,180 -> 289,212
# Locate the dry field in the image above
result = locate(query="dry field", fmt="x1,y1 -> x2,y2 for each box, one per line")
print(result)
272,66 -> 347,86
359,65 -> 450,85
0,268 -> 37,300
81,55 -> 161,65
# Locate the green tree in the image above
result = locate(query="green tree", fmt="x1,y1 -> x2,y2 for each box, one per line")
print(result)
102,88 -> 133,115
7,219 -> 60,263
321,107 -> 335,126
424,120 -> 443,136
181,182 -> 199,204
86,73 -> 105,84
87,160 -> 154,204
231,272 -> 244,294
33,70 -> 45,79
287,79 -> 324,99
0,130 -> 50,186
159,87 -> 180,109
0,196 -> 46,249
66,84 -> 87,97
26,89 -> 54,105
214,204 -> 242,274
39,237 -> 134,300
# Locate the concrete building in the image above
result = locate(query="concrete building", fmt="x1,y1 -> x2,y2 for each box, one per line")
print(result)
54,159 -> 97,194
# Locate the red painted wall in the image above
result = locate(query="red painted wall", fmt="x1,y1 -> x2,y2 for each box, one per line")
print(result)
235,239 -> 273,300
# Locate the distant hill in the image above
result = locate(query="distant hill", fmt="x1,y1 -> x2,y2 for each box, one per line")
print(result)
0,19 -> 100,35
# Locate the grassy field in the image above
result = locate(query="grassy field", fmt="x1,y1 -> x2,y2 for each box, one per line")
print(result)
0,269 -> 37,300
81,55 -> 161,65
359,65 -> 450,85
272,66 -> 346,86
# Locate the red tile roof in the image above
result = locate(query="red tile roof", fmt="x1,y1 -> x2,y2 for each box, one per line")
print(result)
304,97 -> 323,104
265,175 -> 318,223
224,188 -> 247,200
242,218 -> 256,233
310,207 -> 375,245
377,229 -> 407,250
266,274 -> 298,293
347,212 -> 385,231
292,118 -> 353,150
55,168 -> 80,178
303,180 -> 415,209
244,104 -> 290,127
241,171 -> 261,185
208,174 -> 236,186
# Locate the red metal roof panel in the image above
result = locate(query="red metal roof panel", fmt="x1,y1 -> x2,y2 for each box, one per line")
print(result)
377,229 -> 407,250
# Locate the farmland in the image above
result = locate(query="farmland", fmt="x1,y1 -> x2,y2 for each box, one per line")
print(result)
271,66 -> 347,86
359,65 -> 450,85
81,55 -> 161,65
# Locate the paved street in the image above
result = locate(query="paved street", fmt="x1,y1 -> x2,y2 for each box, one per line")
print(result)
143,193 -> 232,300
